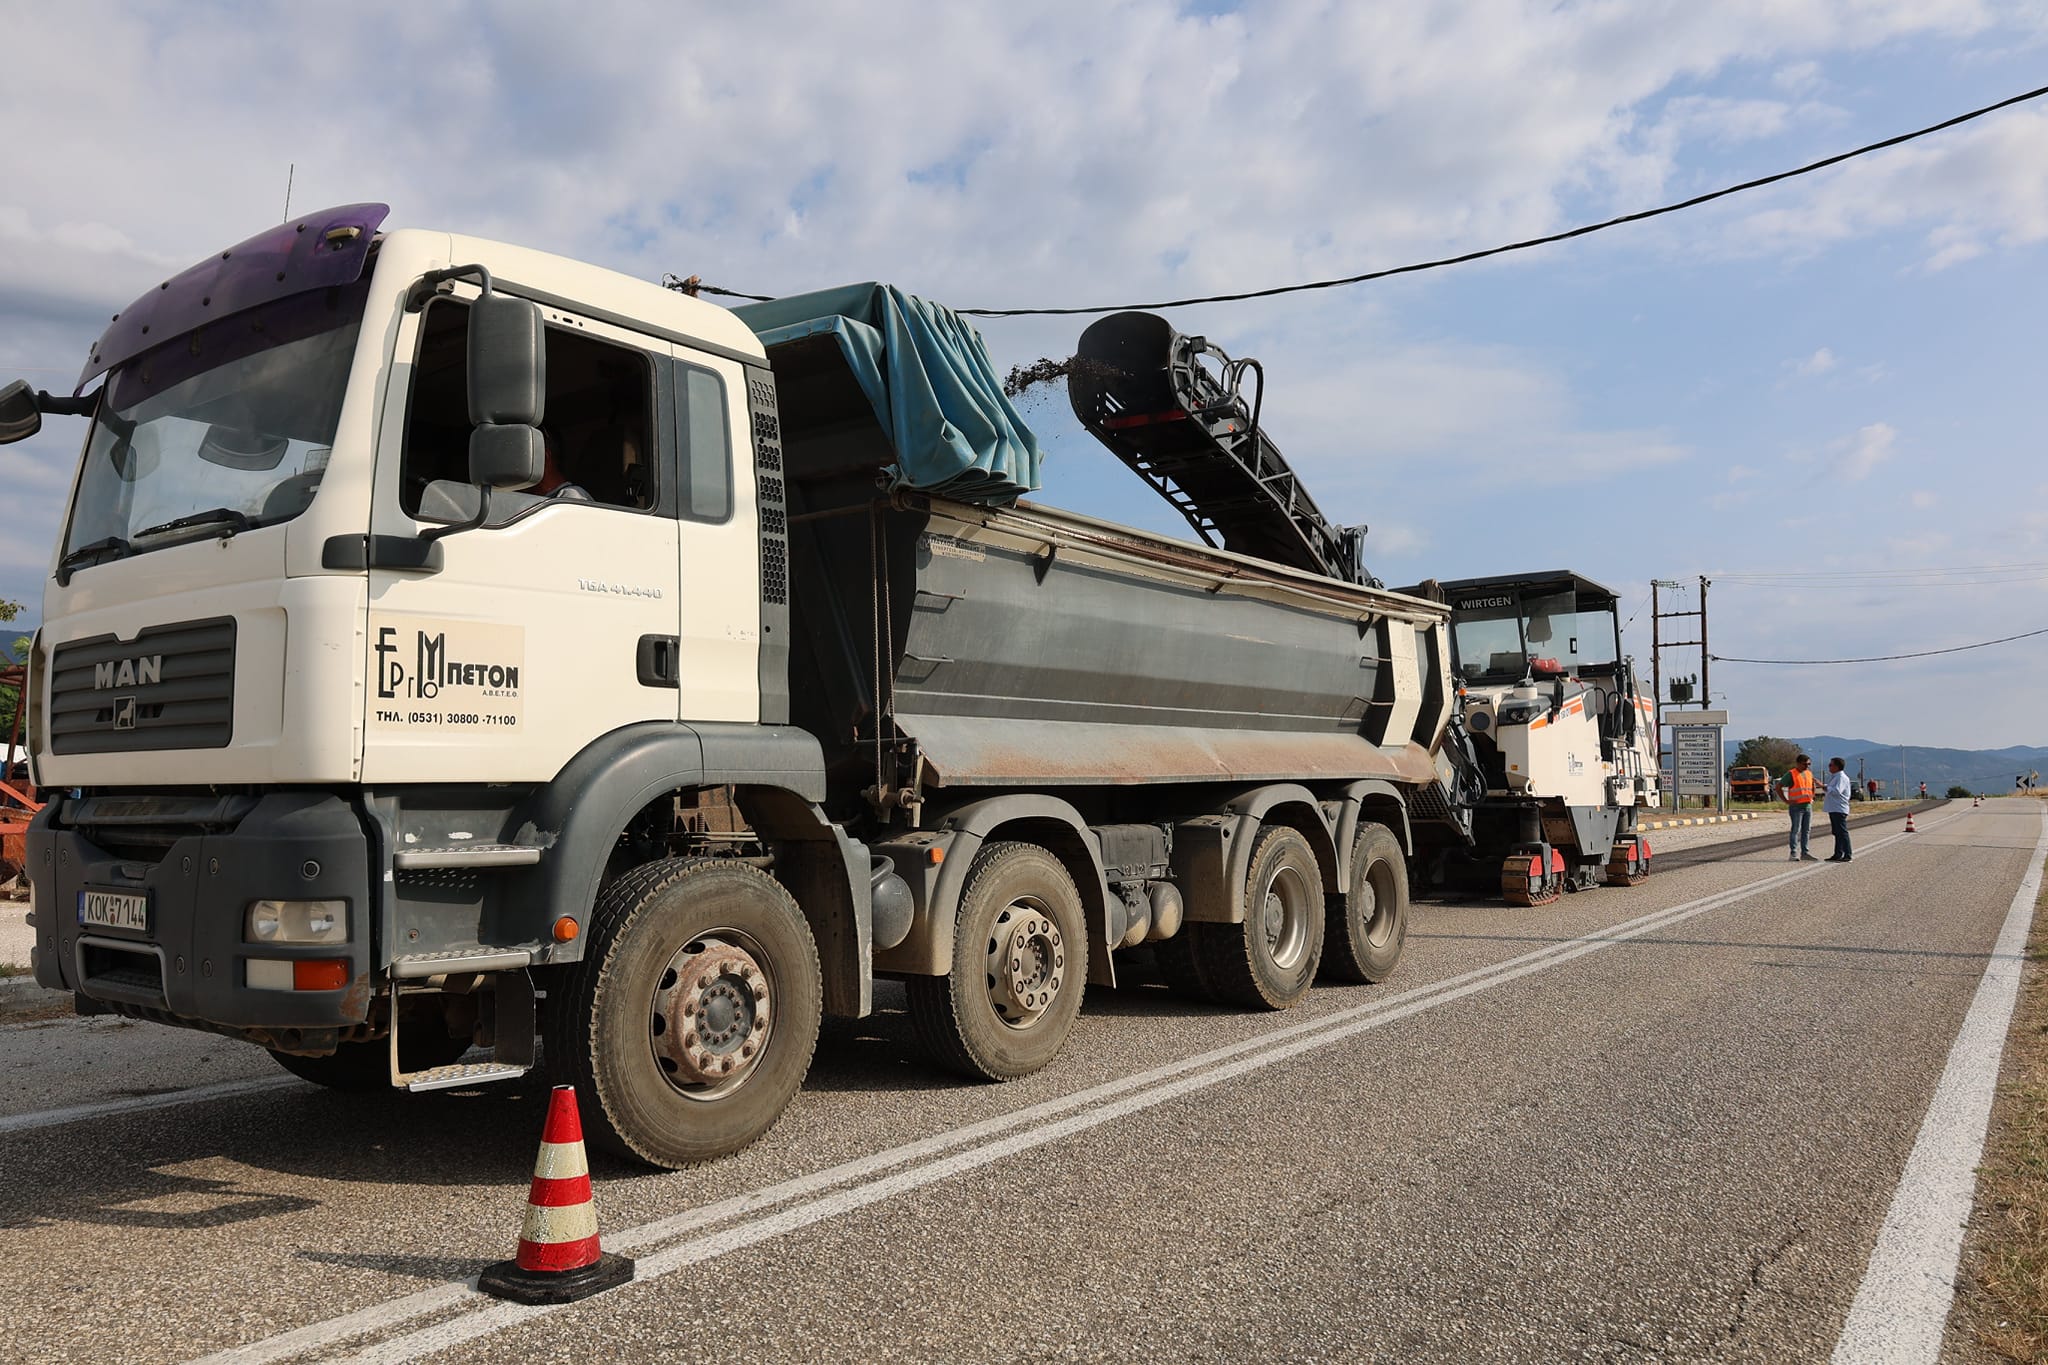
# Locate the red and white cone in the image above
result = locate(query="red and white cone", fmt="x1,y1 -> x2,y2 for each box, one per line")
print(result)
1905,813 -> 1917,834
479,1085 -> 634,1304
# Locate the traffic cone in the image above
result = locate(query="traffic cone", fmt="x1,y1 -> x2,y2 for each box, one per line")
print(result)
479,1085 -> 634,1304
1905,813 -> 1917,834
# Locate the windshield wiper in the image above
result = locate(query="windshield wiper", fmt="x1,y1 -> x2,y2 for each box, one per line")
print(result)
56,535 -> 132,578
131,507 -> 253,542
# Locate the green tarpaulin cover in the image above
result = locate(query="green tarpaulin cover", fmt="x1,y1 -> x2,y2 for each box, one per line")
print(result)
734,283 -> 1042,502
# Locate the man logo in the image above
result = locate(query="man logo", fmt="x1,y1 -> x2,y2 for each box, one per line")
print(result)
94,656 -> 162,690
113,696 -> 138,730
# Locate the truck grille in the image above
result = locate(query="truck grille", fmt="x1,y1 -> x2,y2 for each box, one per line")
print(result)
47,617 -> 237,754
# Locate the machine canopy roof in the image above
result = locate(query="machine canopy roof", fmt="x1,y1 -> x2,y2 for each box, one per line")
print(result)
733,283 -> 1042,503
1435,570 -> 1622,612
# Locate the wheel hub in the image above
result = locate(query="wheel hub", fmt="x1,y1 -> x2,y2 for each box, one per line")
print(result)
652,938 -> 772,1090
986,901 -> 1064,1027
1260,866 -> 1310,969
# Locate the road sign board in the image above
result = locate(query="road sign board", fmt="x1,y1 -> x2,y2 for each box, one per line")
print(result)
1671,723 -> 1723,798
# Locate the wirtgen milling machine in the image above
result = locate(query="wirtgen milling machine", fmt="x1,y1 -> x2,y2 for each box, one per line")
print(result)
1437,572 -> 1659,905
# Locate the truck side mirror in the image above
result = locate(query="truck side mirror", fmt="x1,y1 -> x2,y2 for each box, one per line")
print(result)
468,292 -> 545,427
466,290 -> 545,491
0,380 -> 41,445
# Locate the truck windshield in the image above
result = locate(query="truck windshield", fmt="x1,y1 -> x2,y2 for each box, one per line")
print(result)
60,280 -> 369,567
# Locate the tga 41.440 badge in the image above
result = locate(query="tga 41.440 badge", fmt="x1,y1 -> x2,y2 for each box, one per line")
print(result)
370,615 -> 524,730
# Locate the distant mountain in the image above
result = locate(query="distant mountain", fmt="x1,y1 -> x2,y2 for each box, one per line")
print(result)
1721,734 -> 2048,796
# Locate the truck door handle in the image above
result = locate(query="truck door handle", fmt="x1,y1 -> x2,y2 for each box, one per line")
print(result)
636,635 -> 680,688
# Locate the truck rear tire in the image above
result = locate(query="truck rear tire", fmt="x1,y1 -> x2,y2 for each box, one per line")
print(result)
268,1030 -> 471,1092
906,841 -> 1088,1081
1320,823 -> 1408,984
1194,825 -> 1325,1009
543,857 -> 822,1169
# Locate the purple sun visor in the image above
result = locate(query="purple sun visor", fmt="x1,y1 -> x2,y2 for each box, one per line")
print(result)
75,202 -> 390,395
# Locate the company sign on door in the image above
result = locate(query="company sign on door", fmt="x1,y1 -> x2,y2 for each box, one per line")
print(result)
371,615 -> 524,731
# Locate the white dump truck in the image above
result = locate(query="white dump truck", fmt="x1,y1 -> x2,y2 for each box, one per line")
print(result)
6,204 -> 1490,1166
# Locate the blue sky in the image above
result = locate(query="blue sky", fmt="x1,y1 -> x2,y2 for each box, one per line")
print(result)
1,0 -> 2044,748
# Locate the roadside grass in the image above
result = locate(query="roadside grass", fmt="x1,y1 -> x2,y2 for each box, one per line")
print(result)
0,963 -> 27,977
1962,877 -> 2048,1361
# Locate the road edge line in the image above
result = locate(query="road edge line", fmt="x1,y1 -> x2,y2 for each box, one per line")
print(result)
1832,804 -> 2048,1364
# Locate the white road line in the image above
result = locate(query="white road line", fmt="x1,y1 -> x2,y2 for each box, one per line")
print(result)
0,1074 -> 300,1135
1833,804 -> 2048,1364
284,830 -> 1937,1365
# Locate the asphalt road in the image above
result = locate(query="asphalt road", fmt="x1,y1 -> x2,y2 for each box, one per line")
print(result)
0,801 -> 2039,1364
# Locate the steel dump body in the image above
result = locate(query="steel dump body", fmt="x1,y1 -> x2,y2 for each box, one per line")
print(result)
785,484 -> 1450,809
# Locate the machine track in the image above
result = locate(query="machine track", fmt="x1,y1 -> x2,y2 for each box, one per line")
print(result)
1604,837 -> 1650,887
1500,853 -> 1561,907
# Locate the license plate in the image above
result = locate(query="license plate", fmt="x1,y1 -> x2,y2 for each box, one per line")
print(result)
78,889 -> 150,932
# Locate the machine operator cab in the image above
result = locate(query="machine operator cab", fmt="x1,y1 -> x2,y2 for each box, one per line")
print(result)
1438,571 -> 1652,798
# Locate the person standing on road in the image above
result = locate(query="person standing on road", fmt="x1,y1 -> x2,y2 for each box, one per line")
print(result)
1824,757 -> 1854,863
1783,754 -> 1818,861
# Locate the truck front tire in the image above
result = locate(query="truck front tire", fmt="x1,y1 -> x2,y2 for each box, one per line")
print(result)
1320,822 -> 1408,984
906,841 -> 1088,1081
544,857 -> 822,1169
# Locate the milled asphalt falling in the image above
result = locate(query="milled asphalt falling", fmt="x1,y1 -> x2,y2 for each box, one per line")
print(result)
0,802 -> 2036,1363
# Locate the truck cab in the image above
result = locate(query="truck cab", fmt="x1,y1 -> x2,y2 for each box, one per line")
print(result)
9,206 -> 836,1132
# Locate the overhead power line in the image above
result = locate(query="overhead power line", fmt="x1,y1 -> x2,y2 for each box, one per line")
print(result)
1715,561 -> 2048,582
1712,624 -> 2048,665
958,82 -> 2048,316
673,80 -> 2048,316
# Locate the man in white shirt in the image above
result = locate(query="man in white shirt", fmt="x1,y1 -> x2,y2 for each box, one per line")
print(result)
1824,757 -> 1855,863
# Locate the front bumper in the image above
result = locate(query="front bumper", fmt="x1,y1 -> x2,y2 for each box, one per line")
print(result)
26,791 -> 375,1033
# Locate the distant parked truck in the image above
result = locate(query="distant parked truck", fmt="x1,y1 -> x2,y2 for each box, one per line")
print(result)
1727,765 -> 1772,802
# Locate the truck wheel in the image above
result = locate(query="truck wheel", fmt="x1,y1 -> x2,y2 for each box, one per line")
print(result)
1194,825 -> 1325,1009
544,857 -> 822,1169
268,1030 -> 470,1092
1320,823 -> 1408,984
905,841 -> 1088,1081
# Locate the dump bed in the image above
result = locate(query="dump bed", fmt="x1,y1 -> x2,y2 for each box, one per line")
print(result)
785,487 -> 1452,802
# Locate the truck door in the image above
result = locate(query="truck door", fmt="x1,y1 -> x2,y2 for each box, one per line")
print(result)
667,346 -> 761,726
360,292 -> 683,785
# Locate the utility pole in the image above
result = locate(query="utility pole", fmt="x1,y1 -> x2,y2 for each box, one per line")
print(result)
1699,574 -> 1711,709
1650,580 -> 1663,745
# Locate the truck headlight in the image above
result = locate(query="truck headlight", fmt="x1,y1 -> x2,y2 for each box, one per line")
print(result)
1498,700 -> 1548,726
246,899 -> 348,944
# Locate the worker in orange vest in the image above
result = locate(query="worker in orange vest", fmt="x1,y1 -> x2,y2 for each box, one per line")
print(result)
1783,753 -> 1818,861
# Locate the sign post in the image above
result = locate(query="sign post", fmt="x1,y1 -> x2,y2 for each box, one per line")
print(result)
1669,708 -> 1728,812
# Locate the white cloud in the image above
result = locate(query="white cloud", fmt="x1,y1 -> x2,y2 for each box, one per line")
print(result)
1909,489 -> 1938,509
1723,108 -> 2048,269
1834,421 -> 1898,481
1788,346 -> 1838,377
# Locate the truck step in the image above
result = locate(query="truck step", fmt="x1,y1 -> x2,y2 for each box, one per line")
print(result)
390,947 -> 534,979
392,842 -> 542,870
403,1060 -> 530,1092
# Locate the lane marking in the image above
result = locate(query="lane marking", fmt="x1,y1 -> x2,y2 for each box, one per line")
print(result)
258,824 -> 1949,1365
0,1074 -> 300,1135
1833,804 -> 2048,1364
200,871 -> 1773,1365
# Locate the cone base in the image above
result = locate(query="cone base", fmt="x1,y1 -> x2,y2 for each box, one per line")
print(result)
479,1252 -> 634,1305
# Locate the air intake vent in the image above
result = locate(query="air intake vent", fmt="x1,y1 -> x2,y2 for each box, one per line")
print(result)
48,617 -> 236,753
751,375 -> 788,607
